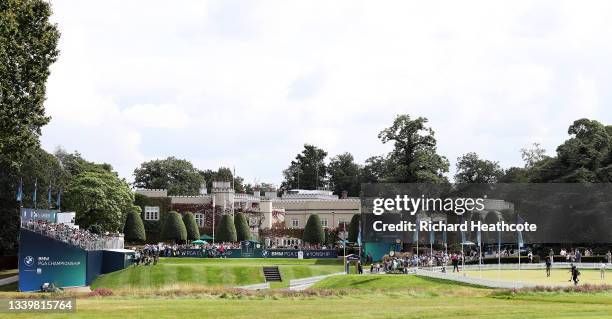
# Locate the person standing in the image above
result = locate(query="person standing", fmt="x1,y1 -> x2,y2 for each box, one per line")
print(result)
545,256 -> 552,277
571,264 -> 580,285
600,262 -> 606,280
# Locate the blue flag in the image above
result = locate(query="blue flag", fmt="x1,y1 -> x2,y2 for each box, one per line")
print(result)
16,178 -> 23,203
32,179 -> 37,208
460,216 -> 466,243
476,229 -> 481,246
56,188 -> 62,210
429,229 -> 435,244
357,220 -> 362,246
47,186 -> 52,206
517,214 -> 525,248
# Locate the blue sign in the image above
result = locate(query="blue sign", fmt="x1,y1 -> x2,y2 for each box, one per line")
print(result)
20,208 -> 58,223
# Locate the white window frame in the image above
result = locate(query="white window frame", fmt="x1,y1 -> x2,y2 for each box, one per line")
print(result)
195,213 -> 205,227
144,206 -> 160,221
321,218 -> 328,227
291,219 -> 300,228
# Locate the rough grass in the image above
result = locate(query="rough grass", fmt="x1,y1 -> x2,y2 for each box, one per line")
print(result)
3,273 -> 612,318
463,269 -> 612,286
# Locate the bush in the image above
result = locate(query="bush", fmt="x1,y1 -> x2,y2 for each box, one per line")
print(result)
216,214 -> 237,242
182,211 -> 200,241
348,214 -> 360,242
234,212 -> 250,241
303,214 -> 324,244
123,205 -> 146,243
162,211 -> 187,243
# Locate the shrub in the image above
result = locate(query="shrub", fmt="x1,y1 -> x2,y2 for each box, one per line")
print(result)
303,214 -> 324,244
234,212 -> 250,241
348,214 -> 360,242
123,205 -> 146,243
216,214 -> 237,242
162,211 -> 187,243
182,211 -> 200,241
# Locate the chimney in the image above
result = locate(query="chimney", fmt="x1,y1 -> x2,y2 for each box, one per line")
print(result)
341,190 -> 348,199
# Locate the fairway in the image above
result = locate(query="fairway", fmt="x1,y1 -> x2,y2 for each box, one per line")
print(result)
92,258 -> 343,290
463,269 -> 612,286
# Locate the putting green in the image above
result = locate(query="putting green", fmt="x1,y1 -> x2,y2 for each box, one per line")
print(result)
463,268 -> 612,286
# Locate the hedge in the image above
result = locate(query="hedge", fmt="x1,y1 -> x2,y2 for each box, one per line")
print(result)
216,214 -> 237,242
182,211 -> 200,241
303,214 -> 324,244
234,212 -> 250,241
123,205 -> 146,243
161,211 -> 187,243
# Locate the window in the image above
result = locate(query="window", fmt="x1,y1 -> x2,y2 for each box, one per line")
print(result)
144,206 -> 159,221
195,213 -> 205,227
321,218 -> 328,227
291,219 -> 299,228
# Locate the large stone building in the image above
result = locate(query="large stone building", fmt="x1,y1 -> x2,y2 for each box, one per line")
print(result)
134,182 -> 360,246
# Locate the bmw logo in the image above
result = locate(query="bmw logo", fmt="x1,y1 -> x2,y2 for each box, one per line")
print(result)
24,256 -> 34,267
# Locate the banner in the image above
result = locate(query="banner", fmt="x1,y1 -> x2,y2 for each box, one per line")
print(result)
171,248 -> 338,259
20,208 -> 58,223
19,229 -> 87,292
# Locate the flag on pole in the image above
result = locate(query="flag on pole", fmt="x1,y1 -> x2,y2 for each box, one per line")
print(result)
56,188 -> 62,210
47,186 -> 52,206
476,228 -> 482,247
517,214 -> 525,248
33,179 -> 38,208
429,228 -> 435,244
16,177 -> 23,203
357,220 -> 362,247
460,216 -> 466,243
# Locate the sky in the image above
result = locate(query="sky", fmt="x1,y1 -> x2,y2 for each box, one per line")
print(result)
41,0 -> 612,186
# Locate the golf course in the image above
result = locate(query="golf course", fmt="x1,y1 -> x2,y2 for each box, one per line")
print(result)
2,259 -> 612,318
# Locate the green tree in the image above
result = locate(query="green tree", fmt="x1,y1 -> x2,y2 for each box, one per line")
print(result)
54,147 -> 113,177
216,214 -> 237,242
303,214 -> 324,244
0,0 -> 60,169
347,214 -> 360,243
360,156 -> 387,183
199,167 -> 245,193
63,171 -> 134,233
182,211 -> 200,241
234,212 -> 251,241
454,152 -> 503,184
133,157 -> 205,196
0,0 -> 60,255
162,211 -> 187,243
123,205 -> 146,243
378,115 -> 449,183
328,152 -> 361,197
281,144 -> 328,191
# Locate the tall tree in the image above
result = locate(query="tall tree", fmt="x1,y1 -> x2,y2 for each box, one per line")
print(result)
234,212 -> 251,241
133,157 -> 205,196
377,115 -> 449,183
454,152 -> 503,184
347,214 -> 361,243
216,214 -> 237,242
281,144 -> 328,191
328,152 -> 361,197
360,156 -> 387,183
162,211 -> 187,243
0,0 -> 60,255
123,206 -> 146,243
302,214 -> 324,244
182,212 -> 200,241
63,171 -> 134,233
0,0 -> 60,168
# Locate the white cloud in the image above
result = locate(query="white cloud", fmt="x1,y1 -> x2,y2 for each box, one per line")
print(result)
41,0 -> 612,184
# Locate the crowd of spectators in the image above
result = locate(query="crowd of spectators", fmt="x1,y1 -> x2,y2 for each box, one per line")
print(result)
22,220 -> 123,251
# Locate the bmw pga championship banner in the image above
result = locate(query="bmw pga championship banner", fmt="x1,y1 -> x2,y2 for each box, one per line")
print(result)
19,229 -> 87,292
20,208 -> 58,223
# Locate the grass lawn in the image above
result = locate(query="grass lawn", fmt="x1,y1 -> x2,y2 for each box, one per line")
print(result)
463,269 -> 612,286
3,275 -> 612,318
92,258 -> 343,290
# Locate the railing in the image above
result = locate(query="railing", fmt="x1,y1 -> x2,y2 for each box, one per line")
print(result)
21,222 -> 124,251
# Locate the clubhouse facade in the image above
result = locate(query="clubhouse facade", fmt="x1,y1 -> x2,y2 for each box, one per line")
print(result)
135,181 -> 360,246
